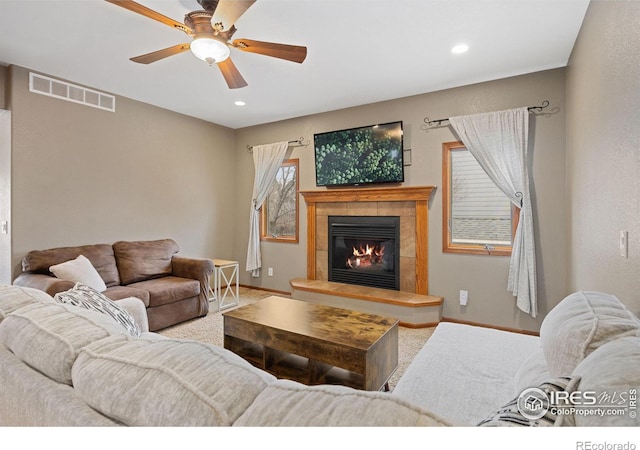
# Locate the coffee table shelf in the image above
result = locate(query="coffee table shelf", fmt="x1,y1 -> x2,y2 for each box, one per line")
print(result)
225,338 -> 263,367
264,349 -> 310,383
225,335 -> 367,390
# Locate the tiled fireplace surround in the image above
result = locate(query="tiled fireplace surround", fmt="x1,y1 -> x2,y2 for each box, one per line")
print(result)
300,186 -> 436,295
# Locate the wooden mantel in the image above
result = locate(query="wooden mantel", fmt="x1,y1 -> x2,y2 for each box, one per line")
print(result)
300,185 -> 435,203
300,186 -> 436,295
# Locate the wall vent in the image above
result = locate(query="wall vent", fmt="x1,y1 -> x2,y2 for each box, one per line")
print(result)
29,72 -> 115,112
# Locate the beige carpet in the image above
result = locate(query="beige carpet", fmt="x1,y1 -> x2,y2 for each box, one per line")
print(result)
158,286 -> 434,391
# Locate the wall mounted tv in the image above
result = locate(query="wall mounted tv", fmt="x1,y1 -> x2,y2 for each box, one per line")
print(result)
314,121 -> 404,187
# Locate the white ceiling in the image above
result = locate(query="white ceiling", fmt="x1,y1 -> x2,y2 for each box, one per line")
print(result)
0,0 -> 590,129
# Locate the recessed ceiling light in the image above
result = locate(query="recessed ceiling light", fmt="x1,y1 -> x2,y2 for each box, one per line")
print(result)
451,44 -> 469,54
234,100 -> 246,106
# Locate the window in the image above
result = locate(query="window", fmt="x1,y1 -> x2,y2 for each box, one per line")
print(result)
442,142 -> 519,255
260,159 -> 299,243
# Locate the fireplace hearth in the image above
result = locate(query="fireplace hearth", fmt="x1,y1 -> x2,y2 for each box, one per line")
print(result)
328,216 -> 400,290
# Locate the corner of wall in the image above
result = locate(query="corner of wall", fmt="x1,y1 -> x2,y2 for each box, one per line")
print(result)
0,65 -> 7,109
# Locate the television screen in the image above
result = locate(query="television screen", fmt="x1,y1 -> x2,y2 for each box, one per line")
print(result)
314,121 -> 404,187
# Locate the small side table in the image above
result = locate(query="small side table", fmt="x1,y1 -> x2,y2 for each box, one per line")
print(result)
213,259 -> 239,311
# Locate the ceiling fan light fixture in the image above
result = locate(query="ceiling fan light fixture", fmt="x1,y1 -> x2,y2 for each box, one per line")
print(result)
190,37 -> 230,64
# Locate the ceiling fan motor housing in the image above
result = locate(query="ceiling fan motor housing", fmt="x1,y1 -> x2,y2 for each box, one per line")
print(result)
185,11 -> 217,38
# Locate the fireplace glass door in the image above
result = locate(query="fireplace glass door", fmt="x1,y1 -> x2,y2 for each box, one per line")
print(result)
328,216 -> 400,290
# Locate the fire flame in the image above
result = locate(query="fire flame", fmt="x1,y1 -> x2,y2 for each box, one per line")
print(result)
346,243 -> 385,269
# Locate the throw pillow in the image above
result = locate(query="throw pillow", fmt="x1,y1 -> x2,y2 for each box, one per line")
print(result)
54,283 -> 141,337
49,254 -> 107,292
478,376 -> 580,427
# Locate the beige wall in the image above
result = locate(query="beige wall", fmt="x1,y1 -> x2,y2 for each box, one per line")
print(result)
234,68 -> 567,332
566,1 -> 640,313
9,65 -> 236,276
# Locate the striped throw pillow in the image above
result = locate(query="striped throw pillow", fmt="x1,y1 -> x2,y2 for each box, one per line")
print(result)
478,376 -> 580,427
54,283 -> 141,337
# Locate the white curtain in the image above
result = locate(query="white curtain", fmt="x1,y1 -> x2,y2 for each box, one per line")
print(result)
449,107 -> 537,317
246,141 -> 289,277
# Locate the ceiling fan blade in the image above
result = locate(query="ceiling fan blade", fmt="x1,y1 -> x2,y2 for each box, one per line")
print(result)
232,39 -> 307,63
130,43 -> 191,64
217,58 -> 248,89
105,0 -> 192,34
211,0 -> 256,31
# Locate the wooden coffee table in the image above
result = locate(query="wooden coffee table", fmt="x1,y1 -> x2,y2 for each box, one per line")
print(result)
223,296 -> 399,391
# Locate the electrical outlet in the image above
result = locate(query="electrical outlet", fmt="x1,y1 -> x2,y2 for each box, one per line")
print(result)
459,290 -> 468,306
267,267 -> 273,277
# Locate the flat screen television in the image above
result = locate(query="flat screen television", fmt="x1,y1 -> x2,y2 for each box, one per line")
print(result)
314,121 -> 404,187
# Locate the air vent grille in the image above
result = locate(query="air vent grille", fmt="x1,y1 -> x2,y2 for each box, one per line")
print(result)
29,72 -> 115,112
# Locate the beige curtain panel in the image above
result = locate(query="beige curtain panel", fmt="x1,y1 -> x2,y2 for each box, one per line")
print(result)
450,107 -> 538,317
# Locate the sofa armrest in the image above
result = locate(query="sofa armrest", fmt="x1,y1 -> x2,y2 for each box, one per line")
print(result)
171,256 -> 215,309
115,297 -> 150,333
12,273 -> 75,297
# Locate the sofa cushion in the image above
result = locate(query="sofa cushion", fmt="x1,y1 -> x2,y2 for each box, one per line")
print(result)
72,335 -> 276,426
113,239 -> 179,285
114,297 -> 149,333
103,285 -> 150,306
234,379 -> 451,426
478,376 -> 580,427
571,336 -> 640,427
127,276 -> 200,308
0,345 -> 121,426
391,322 -> 541,425
540,291 -> 640,377
22,244 -> 121,287
0,285 -> 54,322
0,302 -> 132,385
54,283 -> 141,337
49,254 -> 107,292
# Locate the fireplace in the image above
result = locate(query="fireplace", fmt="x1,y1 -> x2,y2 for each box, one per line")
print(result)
328,216 -> 400,290
301,186 -> 436,294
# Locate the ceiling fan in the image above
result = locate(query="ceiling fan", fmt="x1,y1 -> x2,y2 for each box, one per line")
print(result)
105,0 -> 307,89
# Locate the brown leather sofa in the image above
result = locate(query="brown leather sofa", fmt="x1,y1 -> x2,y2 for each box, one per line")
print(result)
12,239 -> 215,331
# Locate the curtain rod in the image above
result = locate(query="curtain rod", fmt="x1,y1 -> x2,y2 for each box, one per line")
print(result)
423,100 -> 550,127
247,138 -> 310,152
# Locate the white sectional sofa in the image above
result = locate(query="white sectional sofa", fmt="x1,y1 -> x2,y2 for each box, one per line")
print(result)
393,291 -> 640,427
0,284 -> 638,427
0,284 -> 448,427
